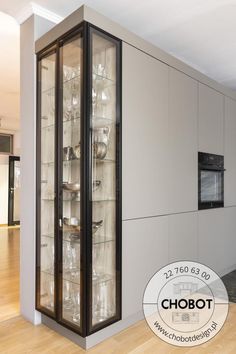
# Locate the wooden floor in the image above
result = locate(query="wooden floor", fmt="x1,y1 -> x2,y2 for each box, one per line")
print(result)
0,226 -> 20,322
0,226 -> 236,353
0,304 -> 235,353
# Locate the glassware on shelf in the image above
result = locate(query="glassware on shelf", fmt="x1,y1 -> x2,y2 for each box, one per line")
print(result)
40,272 -> 54,311
41,237 -> 54,274
63,217 -> 103,235
62,180 -> 101,193
63,280 -> 73,311
93,142 -> 107,160
92,88 -> 97,117
71,80 -> 80,111
62,182 -> 80,192
47,277 -> 55,310
93,279 -> 115,324
63,217 -> 80,227
63,239 -> 80,281
63,146 -> 75,161
96,87 -> 111,118
92,220 -> 103,234
63,64 -> 81,82
93,63 -> 107,78
94,126 -> 109,144
63,281 -> 81,325
72,286 -> 80,323
92,126 -> 110,160
74,144 -> 80,159
92,84 -> 113,119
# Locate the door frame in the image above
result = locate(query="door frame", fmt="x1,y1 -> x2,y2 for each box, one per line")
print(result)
8,155 -> 20,226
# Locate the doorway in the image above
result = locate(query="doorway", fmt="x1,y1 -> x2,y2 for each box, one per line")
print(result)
8,156 -> 20,226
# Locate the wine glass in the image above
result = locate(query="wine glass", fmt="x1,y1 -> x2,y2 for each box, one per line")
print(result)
47,277 -> 54,310
72,287 -> 80,323
63,281 -> 73,311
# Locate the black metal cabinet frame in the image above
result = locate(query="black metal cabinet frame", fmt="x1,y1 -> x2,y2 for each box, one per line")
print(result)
36,22 -> 122,337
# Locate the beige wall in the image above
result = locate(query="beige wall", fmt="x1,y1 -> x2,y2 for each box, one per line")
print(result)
20,13 -> 55,325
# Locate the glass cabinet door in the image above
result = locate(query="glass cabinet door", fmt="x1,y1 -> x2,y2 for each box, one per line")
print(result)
37,51 -> 56,314
60,33 -> 83,330
36,23 -> 121,336
90,29 -> 121,329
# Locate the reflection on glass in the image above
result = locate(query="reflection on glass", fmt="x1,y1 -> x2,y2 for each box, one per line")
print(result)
61,34 -> 82,329
91,32 -> 117,326
201,171 -> 223,202
40,53 -> 56,311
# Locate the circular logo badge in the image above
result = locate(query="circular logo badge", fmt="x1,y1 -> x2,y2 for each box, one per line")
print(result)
143,261 -> 228,347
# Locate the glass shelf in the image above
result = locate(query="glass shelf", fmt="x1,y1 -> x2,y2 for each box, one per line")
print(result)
63,271 -> 80,284
62,198 -> 115,203
92,117 -> 116,129
93,237 -> 115,245
41,269 -> 54,277
41,161 -> 55,166
41,116 -> 80,129
93,73 -> 115,87
92,199 -> 115,202
63,74 -> 80,85
42,86 -> 55,95
41,233 -> 115,245
41,123 -> 55,130
92,273 -> 114,284
45,158 -> 115,165
42,74 -> 81,95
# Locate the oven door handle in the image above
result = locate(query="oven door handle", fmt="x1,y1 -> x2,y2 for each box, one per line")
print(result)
199,165 -> 225,172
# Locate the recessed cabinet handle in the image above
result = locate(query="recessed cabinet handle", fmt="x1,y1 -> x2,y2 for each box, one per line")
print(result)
59,219 -> 62,228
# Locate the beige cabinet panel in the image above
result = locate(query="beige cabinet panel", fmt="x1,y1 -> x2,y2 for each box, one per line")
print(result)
225,97 -> 236,206
198,208 -> 236,275
169,68 -> 198,213
122,216 -> 168,318
198,83 -> 224,155
122,43 -> 169,219
168,212 -> 198,263
223,207 -> 236,271
198,208 -> 224,274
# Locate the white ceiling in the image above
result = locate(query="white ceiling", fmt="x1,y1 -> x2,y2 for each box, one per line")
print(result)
1,0 -> 236,124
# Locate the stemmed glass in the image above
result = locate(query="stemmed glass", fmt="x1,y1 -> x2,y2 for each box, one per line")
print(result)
72,287 -> 80,323
93,280 -> 114,323
63,281 -> 73,311
47,277 -> 54,310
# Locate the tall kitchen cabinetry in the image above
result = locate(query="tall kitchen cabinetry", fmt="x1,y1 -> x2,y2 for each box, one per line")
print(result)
198,83 -> 224,155
36,22 -> 121,336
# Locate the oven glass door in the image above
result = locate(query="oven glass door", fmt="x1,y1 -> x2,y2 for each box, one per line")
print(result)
200,170 -> 223,203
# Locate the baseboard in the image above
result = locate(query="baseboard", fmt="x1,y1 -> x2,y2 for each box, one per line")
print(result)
42,311 -> 144,350
42,315 -> 86,348
86,311 -> 144,349
219,264 -> 236,277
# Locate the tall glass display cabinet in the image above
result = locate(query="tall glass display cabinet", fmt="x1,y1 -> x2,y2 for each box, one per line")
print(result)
36,22 -> 121,337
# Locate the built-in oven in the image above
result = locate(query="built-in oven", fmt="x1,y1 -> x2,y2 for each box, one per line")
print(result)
198,152 -> 225,210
